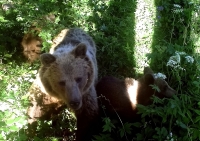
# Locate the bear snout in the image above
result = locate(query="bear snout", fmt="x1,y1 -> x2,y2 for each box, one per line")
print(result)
69,100 -> 82,110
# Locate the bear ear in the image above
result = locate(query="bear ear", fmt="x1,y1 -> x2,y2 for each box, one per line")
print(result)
40,53 -> 56,66
144,67 -> 154,75
72,43 -> 87,58
144,73 -> 155,85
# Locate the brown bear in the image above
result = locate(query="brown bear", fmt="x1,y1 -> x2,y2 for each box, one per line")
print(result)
96,67 -> 176,123
21,28 -> 43,63
39,28 -> 98,141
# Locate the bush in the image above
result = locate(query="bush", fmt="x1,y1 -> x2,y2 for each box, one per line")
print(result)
0,0 -> 200,140
0,63 -> 35,140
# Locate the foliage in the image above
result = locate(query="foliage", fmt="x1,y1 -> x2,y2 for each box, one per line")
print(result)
94,0 -> 200,141
88,0 -> 136,78
28,109 -> 76,141
150,0 -> 200,70
0,62 -> 35,140
0,0 -> 200,140
136,91 -> 200,140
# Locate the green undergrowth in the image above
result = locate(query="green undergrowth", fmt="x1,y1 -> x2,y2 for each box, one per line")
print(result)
0,0 -> 200,140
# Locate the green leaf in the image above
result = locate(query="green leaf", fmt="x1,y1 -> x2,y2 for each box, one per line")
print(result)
9,125 -> 19,131
136,133 -> 143,141
102,118 -> 115,132
194,116 -> 200,123
6,118 -> 16,125
119,122 -> 133,137
12,116 -> 22,123
16,133 -> 28,141
4,54 -> 12,58
194,110 -> 200,116
93,134 -> 113,141
149,84 -> 161,92
0,121 -> 6,126
192,128 -> 200,140
0,16 -> 8,22
155,127 -> 161,135
176,120 -> 187,129
161,127 -> 168,136
133,122 -> 141,128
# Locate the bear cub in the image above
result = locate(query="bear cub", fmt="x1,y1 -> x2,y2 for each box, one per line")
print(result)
96,67 -> 176,122
21,28 -> 43,63
39,28 -> 98,141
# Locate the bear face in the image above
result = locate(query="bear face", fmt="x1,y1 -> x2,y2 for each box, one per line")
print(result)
96,67 -> 176,121
40,44 -> 94,110
21,33 -> 42,63
132,67 -> 176,106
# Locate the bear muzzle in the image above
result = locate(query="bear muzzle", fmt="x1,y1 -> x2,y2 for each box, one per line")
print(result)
64,85 -> 83,110
69,100 -> 82,110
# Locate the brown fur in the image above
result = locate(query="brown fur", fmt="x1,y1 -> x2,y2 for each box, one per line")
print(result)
96,67 -> 176,121
21,14 -> 56,63
21,28 -> 42,63
39,28 -> 98,141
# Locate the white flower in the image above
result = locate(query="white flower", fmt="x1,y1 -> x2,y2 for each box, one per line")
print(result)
174,52 -> 181,63
173,4 -> 181,8
167,60 -> 178,67
185,56 -> 194,64
154,73 -> 167,79
166,51 -> 189,70
16,16 -> 24,21
170,132 -> 173,137
174,64 -> 185,70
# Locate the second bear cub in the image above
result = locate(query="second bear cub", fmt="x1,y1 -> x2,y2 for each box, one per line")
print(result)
96,67 -> 176,121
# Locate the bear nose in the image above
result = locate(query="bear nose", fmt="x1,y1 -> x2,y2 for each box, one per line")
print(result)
69,101 -> 80,110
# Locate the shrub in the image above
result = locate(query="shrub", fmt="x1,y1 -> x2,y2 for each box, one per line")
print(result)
0,0 -> 200,140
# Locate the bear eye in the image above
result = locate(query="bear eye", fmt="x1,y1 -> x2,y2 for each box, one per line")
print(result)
59,80 -> 66,86
75,77 -> 82,83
